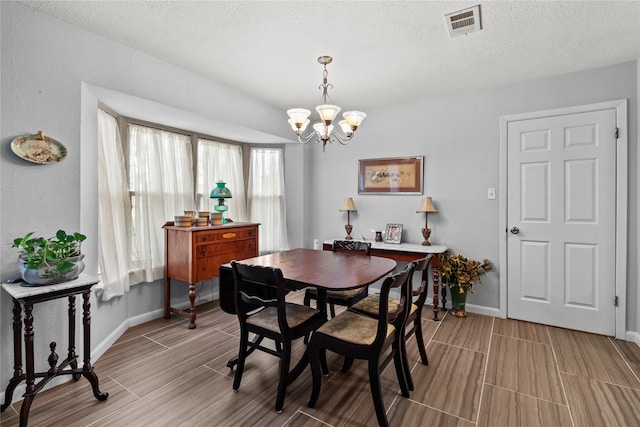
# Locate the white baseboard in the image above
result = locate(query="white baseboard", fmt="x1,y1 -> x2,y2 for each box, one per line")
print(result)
463,303 -> 502,318
625,331 -> 640,346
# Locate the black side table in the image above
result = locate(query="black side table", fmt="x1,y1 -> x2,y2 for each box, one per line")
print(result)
1,275 -> 108,426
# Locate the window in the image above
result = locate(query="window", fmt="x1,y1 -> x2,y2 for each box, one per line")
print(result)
127,124 -> 195,283
196,138 -> 248,222
249,147 -> 289,254
98,112 -> 288,298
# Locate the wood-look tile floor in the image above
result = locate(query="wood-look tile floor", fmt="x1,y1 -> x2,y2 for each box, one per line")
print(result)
2,291 -> 640,427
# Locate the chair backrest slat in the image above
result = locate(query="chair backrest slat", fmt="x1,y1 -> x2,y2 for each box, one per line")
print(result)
375,262 -> 416,345
411,254 -> 435,308
231,261 -> 291,332
332,240 -> 371,255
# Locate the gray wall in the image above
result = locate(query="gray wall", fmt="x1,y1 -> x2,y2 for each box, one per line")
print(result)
305,62 -> 638,327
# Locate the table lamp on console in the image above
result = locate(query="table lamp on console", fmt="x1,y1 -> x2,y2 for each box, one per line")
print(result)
210,181 -> 232,224
416,196 -> 437,246
340,197 -> 357,240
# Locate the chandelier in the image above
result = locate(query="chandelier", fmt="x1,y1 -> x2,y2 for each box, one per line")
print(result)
287,56 -> 366,151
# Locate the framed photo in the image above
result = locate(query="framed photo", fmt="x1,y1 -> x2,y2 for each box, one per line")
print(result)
358,156 -> 423,194
384,223 -> 403,244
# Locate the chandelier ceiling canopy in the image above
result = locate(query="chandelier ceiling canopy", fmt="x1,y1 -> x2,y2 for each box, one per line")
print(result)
287,56 -> 366,151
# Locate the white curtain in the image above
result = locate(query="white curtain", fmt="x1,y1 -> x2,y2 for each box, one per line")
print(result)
196,138 -> 248,222
248,147 -> 289,253
128,124 -> 195,283
97,109 -> 132,300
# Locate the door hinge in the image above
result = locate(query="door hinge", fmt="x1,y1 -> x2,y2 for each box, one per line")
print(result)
615,128 -> 619,139
615,295 -> 619,306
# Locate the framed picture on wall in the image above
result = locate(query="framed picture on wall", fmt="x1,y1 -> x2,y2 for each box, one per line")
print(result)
358,156 -> 423,194
384,223 -> 403,244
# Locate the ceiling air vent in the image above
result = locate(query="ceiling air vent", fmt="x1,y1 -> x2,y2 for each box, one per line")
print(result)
445,5 -> 482,38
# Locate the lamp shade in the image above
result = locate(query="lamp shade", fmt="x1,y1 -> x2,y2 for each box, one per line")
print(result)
210,181 -> 232,199
313,123 -> 334,139
340,197 -> 357,212
316,104 -> 341,123
416,197 -> 437,213
287,108 -> 311,124
342,111 -> 367,128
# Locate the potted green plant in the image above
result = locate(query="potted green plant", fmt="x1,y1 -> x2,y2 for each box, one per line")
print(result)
12,229 -> 86,286
440,251 -> 492,317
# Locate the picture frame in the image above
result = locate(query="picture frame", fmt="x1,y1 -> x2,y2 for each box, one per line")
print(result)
384,223 -> 403,244
358,156 -> 423,195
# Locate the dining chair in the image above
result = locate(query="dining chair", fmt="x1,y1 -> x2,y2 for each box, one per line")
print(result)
349,255 -> 434,390
303,240 -> 372,318
307,262 -> 416,427
230,261 -> 326,413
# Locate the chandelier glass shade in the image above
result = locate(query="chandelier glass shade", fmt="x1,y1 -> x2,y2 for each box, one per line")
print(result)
287,56 -> 366,151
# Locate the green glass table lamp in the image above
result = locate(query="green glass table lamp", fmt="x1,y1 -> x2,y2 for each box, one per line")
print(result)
210,181 -> 232,224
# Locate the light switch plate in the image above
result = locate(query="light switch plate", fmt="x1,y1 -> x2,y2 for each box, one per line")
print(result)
488,188 -> 496,200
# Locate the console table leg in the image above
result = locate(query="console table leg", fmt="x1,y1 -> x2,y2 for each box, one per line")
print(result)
163,277 -> 171,319
68,295 -> 80,380
188,283 -> 197,329
21,303 -> 35,427
19,395 -> 35,427
1,300 -> 24,412
432,263 -> 441,321
82,292 -> 109,401
441,285 -> 448,312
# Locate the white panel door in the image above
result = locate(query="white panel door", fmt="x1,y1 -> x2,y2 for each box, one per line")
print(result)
507,108 -> 616,335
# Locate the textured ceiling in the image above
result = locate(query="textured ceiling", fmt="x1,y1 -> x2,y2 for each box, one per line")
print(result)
19,1 -> 640,113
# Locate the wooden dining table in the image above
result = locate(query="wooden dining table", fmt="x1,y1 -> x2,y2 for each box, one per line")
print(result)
218,248 -> 397,317
218,248 -> 397,382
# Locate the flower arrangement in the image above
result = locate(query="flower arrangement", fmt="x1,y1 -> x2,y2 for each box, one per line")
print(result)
440,251 -> 492,294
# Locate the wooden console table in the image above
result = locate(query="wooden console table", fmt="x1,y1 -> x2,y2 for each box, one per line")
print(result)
323,240 -> 448,320
163,222 -> 259,329
1,275 -> 108,426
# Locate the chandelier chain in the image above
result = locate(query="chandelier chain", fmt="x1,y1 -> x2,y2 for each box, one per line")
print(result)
319,64 -> 333,104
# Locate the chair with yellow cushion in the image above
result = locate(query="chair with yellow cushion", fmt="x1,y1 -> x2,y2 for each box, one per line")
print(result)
307,262 -> 416,427
231,261 -> 326,413
349,255 -> 434,390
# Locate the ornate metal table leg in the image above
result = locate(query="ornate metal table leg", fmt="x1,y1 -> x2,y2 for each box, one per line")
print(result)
21,302 -> 36,427
68,295 -> 80,380
1,300 -> 24,412
82,292 -> 109,401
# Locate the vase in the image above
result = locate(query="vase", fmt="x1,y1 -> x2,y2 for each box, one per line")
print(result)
450,285 -> 468,317
19,254 -> 85,286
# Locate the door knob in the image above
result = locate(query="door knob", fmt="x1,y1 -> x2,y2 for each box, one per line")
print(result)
510,227 -> 520,235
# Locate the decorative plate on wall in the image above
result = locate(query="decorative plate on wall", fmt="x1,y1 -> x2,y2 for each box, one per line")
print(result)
11,131 -> 67,164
